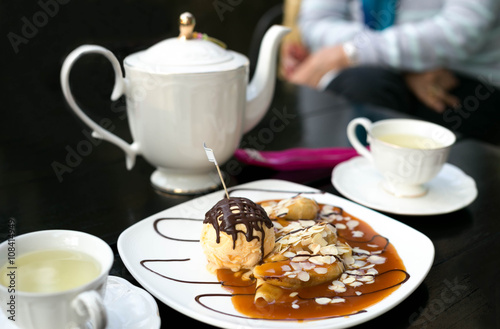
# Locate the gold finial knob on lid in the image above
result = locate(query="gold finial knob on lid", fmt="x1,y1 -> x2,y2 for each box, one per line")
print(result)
179,12 -> 195,40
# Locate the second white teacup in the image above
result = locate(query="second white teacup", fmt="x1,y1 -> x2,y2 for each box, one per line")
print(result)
347,118 -> 456,197
0,230 -> 113,329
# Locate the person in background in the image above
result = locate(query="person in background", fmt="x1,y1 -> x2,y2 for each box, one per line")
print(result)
282,0 -> 500,143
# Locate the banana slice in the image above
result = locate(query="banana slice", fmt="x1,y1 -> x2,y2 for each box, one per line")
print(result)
284,196 -> 320,220
263,196 -> 320,220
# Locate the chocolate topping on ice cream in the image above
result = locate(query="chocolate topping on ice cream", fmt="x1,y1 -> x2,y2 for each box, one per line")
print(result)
204,197 -> 273,255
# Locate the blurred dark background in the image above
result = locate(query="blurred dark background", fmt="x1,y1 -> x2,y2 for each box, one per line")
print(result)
1,0 -> 283,140
2,3 -> 500,328
0,0 -> 284,212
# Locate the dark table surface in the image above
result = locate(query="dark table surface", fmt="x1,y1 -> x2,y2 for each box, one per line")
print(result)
2,75 -> 500,329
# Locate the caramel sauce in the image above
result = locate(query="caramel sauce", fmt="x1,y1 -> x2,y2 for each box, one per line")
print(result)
216,200 -> 408,320
142,189 -> 410,322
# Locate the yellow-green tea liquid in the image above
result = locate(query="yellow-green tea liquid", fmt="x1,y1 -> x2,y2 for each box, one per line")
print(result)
0,249 -> 100,293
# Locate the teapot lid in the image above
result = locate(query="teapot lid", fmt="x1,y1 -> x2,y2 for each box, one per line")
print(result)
124,13 -> 246,73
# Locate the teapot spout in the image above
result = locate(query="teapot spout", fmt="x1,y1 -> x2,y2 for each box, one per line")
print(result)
245,25 -> 290,133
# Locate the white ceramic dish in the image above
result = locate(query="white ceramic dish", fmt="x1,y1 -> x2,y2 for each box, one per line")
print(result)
118,179 -> 434,329
332,156 -> 477,215
61,19 -> 290,194
0,276 -> 160,329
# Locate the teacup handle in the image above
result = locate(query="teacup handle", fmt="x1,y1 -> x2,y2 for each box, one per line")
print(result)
347,117 -> 374,163
71,290 -> 107,329
60,45 -> 140,170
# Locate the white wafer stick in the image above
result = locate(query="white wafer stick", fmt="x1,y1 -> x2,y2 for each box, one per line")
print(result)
203,142 -> 229,199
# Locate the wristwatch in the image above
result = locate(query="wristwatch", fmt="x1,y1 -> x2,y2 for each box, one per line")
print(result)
342,41 -> 359,66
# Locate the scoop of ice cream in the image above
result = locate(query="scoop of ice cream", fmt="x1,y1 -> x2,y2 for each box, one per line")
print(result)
200,197 -> 275,273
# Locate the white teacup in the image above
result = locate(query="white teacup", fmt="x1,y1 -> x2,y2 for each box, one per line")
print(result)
0,230 -> 113,329
347,118 -> 456,197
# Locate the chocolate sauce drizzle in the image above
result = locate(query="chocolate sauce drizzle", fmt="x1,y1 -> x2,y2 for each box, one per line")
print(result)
296,269 -> 410,301
153,217 -> 202,242
204,197 -> 273,260
227,187 -> 325,198
140,258 -> 218,284
138,187 -> 410,322
195,293 -> 367,321
340,234 -> 390,251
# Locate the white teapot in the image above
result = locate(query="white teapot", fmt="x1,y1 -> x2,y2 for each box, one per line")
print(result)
61,13 -> 289,194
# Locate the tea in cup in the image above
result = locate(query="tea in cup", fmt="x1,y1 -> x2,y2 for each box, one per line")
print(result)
0,230 -> 114,329
347,118 -> 456,197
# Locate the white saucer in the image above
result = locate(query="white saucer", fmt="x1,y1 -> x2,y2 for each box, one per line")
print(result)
0,276 -> 160,329
332,156 -> 477,215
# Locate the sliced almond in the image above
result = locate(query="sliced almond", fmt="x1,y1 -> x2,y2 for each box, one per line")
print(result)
314,267 -> 328,274
315,297 -> 331,305
343,255 -> 355,265
300,220 -> 317,227
321,255 -> 336,265
309,256 -> 325,265
367,255 -> 386,264
297,271 -> 310,282
311,233 -> 327,246
342,276 -> 356,284
349,281 -> 363,287
292,255 -> 309,262
352,260 -> 367,268
320,245 -> 338,255
352,247 -> 370,255
358,275 -> 375,282
346,220 -> 359,230
300,237 -> 313,246
328,285 -> 346,293
308,243 -> 321,254
331,280 -> 345,287
300,262 -> 316,271
352,230 -> 364,238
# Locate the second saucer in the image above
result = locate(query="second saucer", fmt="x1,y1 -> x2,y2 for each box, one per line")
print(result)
332,156 -> 477,216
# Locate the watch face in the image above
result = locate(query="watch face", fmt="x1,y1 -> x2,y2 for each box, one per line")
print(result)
342,42 -> 358,65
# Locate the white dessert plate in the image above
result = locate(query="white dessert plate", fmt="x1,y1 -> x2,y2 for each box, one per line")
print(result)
332,156 -> 477,216
118,179 -> 434,329
0,276 -> 160,329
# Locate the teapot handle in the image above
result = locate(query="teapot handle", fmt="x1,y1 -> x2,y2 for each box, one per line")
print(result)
60,45 -> 139,170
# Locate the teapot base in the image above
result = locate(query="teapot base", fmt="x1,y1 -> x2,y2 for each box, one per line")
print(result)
150,168 -> 224,195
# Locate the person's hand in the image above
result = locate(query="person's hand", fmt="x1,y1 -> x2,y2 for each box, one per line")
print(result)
288,45 -> 350,88
404,69 -> 460,113
280,41 -> 309,79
